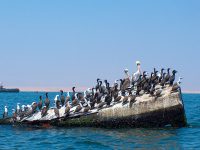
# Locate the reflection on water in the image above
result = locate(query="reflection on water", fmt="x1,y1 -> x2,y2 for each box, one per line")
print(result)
0,126 -> 183,149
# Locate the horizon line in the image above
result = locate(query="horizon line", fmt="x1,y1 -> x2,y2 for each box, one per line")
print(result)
5,86 -> 200,94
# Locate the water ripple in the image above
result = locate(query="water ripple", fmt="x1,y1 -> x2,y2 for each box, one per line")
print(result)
0,93 -> 199,149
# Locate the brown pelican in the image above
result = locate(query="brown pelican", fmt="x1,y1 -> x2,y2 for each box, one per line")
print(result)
121,69 -> 131,91
132,61 -> 142,84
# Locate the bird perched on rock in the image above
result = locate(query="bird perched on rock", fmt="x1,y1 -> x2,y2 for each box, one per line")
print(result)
129,93 -> 137,108
72,93 -> 79,106
74,105 -> 82,113
171,77 -> 182,93
165,68 -> 171,83
3,106 -> 8,118
155,89 -> 162,98
65,106 -> 70,116
83,106 -> 90,113
65,92 -> 70,104
12,109 -> 17,121
169,70 -> 178,86
121,69 -> 131,91
98,102 -> 106,110
122,96 -> 129,105
160,73 -> 166,87
72,87 -> 76,100
38,96 -> 43,111
54,108 -> 60,118
149,84 -> 155,97
31,102 -> 38,113
60,90 -> 65,107
45,93 -> 50,108
41,106 -> 48,117
54,95 -> 61,109
16,103 -> 21,114
159,68 -> 165,83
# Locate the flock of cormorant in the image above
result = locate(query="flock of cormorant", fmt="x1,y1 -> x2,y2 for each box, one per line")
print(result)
2,62 -> 182,121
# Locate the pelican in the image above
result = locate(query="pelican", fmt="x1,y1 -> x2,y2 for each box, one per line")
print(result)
121,69 -> 131,91
132,61 -> 142,83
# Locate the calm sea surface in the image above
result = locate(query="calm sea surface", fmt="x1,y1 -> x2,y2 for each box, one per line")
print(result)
0,92 -> 199,149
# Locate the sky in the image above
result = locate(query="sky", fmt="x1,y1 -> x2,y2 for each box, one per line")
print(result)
0,0 -> 200,92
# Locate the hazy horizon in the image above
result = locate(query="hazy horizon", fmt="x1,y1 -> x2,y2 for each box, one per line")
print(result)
0,1 -> 200,92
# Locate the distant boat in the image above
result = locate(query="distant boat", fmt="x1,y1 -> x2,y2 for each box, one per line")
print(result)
0,83 -> 20,93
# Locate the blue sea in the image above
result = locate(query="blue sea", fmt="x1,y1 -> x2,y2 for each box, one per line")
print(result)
0,92 -> 199,149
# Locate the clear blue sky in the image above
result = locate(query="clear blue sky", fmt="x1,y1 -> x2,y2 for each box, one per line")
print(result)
0,0 -> 199,91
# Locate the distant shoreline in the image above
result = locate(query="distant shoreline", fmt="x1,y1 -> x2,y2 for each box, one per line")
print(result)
5,86 -> 200,94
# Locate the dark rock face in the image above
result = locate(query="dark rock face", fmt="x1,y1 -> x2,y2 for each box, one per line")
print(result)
54,104 -> 186,128
54,90 -> 187,128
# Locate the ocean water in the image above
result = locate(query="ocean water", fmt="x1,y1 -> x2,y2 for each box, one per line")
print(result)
0,92 -> 200,149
